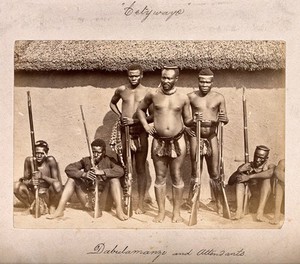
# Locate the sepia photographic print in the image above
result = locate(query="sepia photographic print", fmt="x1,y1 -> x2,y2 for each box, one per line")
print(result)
13,40 -> 285,229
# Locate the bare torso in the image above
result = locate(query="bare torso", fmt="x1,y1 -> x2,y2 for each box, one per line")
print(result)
188,90 -> 223,137
152,89 -> 187,137
118,84 -> 149,118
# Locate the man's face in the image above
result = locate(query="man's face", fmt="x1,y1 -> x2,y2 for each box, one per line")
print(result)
198,76 -> 213,95
253,149 -> 268,168
92,146 -> 104,163
161,69 -> 178,92
35,146 -> 47,163
128,69 -> 142,87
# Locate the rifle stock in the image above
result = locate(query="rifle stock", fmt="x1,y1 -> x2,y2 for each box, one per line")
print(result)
27,91 -> 40,218
219,122 -> 231,219
242,87 -> 250,215
124,126 -> 133,217
80,105 -> 100,218
188,115 -> 201,226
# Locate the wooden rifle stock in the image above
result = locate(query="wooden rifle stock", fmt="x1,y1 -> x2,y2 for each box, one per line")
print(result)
219,122 -> 231,219
124,126 -> 133,217
188,115 -> 201,226
242,87 -> 250,215
80,105 -> 100,218
27,91 -> 40,218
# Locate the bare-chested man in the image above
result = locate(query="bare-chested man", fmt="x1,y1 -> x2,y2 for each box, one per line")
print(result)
14,140 -> 62,215
137,66 -> 193,223
110,64 -> 152,214
228,145 -> 276,221
186,68 -> 229,215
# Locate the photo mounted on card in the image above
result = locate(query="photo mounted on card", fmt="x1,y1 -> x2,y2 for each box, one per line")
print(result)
13,40 -> 285,229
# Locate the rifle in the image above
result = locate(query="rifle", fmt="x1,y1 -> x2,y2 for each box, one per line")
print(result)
80,105 -> 100,218
242,87 -> 250,215
188,113 -> 201,226
219,122 -> 231,219
27,91 -> 40,218
124,125 -> 133,217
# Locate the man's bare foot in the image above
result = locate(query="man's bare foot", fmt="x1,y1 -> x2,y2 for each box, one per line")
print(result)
233,211 -> 244,220
46,211 -> 64,219
217,203 -> 223,216
116,210 -> 129,221
256,214 -> 269,222
135,208 -> 146,214
153,212 -> 165,223
172,214 -> 184,223
269,216 -> 280,225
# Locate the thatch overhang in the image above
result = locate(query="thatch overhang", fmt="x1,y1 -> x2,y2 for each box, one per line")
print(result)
14,40 -> 285,72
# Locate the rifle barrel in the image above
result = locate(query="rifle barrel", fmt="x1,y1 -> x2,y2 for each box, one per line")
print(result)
242,87 -> 249,163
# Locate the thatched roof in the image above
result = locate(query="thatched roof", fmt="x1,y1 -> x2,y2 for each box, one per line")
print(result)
14,40 -> 285,72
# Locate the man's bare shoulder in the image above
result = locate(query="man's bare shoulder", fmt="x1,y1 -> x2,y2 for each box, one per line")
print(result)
187,90 -> 198,99
211,90 -> 225,98
115,85 -> 127,93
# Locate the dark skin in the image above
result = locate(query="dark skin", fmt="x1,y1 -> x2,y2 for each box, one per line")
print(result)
187,75 -> 228,214
47,146 -> 128,221
13,146 -> 62,213
270,159 -> 285,225
137,69 -> 193,223
230,149 -> 276,221
110,69 -> 152,214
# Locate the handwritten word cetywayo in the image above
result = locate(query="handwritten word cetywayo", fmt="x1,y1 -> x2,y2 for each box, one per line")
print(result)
122,1 -> 187,22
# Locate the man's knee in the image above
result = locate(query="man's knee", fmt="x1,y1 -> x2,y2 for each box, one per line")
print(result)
13,181 -> 21,194
52,181 -> 62,193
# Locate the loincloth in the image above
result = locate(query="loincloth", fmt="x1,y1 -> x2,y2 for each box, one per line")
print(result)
152,128 -> 185,158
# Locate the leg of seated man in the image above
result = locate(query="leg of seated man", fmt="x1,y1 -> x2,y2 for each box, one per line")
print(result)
14,181 -> 33,208
270,180 -> 284,225
47,178 -> 76,219
234,183 -> 245,220
109,178 -> 128,221
256,178 -> 271,222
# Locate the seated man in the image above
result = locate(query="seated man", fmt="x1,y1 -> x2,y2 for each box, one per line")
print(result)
47,138 -> 128,221
228,145 -> 276,221
270,159 -> 285,225
14,140 -> 62,215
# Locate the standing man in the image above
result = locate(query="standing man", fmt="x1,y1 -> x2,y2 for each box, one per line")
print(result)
110,64 -> 152,214
228,145 -> 276,221
47,139 -> 128,221
187,68 -> 229,215
137,66 -> 193,223
14,140 -> 62,215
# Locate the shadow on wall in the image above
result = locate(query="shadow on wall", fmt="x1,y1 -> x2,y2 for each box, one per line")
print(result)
14,69 -> 285,89
94,110 -> 118,159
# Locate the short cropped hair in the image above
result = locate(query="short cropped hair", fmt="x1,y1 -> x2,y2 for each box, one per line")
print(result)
127,64 -> 143,74
35,140 -> 49,153
91,138 -> 106,150
162,65 -> 179,77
